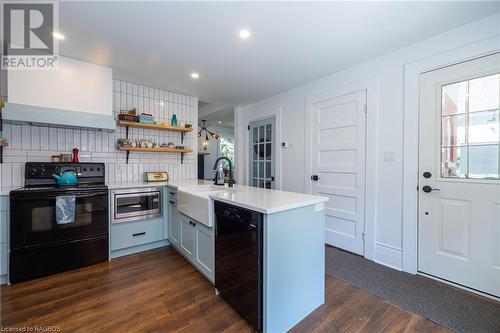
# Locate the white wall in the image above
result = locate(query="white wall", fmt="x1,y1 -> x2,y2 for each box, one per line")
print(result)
1,79 -> 198,188
7,56 -> 112,116
235,14 -> 500,271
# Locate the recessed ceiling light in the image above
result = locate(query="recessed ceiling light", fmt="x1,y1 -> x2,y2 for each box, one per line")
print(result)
52,32 -> 65,40
190,72 -> 199,79
239,29 -> 251,39
218,121 -> 222,124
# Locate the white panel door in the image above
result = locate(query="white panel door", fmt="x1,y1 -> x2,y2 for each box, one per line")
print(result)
418,53 -> 500,298
311,90 -> 366,255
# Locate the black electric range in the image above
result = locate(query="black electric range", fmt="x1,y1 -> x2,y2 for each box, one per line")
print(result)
9,162 -> 109,283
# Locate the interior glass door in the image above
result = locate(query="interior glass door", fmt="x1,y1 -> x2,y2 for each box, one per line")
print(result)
248,117 -> 276,189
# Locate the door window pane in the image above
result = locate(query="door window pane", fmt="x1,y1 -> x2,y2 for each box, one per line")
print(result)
259,144 -> 265,160
442,81 -> 467,116
266,124 -> 272,142
469,145 -> 499,179
265,143 -> 271,160
441,147 -> 467,178
266,162 -> 271,179
469,110 -> 499,145
442,114 -> 466,146
253,127 -> 258,144
259,125 -> 265,142
469,74 -> 499,112
253,162 -> 258,177
441,73 -> 500,180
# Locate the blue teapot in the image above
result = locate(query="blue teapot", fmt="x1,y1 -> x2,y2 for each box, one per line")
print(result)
52,170 -> 78,186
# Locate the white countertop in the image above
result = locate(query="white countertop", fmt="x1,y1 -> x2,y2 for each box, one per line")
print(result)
105,179 -> 213,190
1,180 -> 329,215
209,185 -> 328,214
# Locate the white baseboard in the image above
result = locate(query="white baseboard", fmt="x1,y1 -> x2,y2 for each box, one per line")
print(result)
110,240 -> 170,259
0,274 -> 8,285
374,242 -> 402,271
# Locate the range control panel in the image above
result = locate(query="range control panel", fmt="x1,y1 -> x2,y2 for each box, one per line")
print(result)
25,162 -> 105,179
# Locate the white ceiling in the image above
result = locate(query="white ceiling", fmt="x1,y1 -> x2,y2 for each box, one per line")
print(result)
57,1 -> 499,107
199,104 -> 235,128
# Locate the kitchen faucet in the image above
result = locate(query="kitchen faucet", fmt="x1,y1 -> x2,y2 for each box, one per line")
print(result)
213,157 -> 236,187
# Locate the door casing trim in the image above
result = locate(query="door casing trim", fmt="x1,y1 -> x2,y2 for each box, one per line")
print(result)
305,77 -> 379,261
403,37 -> 500,274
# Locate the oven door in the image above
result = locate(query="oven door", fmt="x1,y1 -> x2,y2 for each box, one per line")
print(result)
10,189 -> 109,250
113,190 -> 161,223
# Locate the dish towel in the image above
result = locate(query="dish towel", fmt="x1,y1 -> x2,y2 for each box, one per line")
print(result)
56,196 -> 76,224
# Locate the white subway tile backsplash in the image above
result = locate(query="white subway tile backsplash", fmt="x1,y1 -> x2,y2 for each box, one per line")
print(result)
1,79 -> 197,186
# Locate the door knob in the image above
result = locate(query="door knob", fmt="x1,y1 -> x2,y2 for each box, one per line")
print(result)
423,172 -> 432,179
311,175 -> 320,181
422,185 -> 440,193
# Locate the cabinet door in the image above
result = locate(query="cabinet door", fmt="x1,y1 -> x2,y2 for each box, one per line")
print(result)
179,214 -> 195,259
168,202 -> 180,247
194,222 -> 214,283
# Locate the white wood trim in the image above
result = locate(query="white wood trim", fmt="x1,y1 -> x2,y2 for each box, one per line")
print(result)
402,37 -> 500,274
244,108 -> 283,190
234,106 -> 245,184
304,77 -> 379,261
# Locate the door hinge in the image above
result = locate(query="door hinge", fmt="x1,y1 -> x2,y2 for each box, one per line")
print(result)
247,125 -> 250,130
362,232 -> 366,241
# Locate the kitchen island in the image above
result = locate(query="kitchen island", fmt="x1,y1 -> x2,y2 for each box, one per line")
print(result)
72,179 -> 327,332
171,183 -> 328,333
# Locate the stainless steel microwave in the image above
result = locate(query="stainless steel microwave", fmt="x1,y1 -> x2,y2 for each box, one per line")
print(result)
112,188 -> 162,223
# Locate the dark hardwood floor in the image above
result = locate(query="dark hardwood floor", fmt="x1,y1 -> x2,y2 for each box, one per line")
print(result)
1,246 -> 450,333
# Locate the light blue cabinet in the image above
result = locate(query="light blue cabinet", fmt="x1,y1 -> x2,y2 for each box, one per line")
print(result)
179,214 -> 195,258
176,212 -> 214,283
194,221 -> 214,281
167,187 -> 180,247
0,195 -> 9,284
110,218 -> 164,251
109,188 -> 169,259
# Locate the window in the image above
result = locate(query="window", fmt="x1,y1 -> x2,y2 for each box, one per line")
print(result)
441,73 -> 500,179
219,137 -> 234,165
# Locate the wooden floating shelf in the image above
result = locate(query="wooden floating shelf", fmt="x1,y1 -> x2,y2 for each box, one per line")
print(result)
118,147 -> 193,153
118,146 -> 193,164
117,120 -> 193,133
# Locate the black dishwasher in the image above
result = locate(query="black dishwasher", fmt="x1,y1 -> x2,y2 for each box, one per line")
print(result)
214,201 -> 263,331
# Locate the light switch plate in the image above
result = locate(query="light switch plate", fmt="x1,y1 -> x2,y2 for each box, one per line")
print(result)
383,151 -> 396,162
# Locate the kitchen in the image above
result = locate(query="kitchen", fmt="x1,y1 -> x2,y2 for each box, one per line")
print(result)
1,2 -> 500,333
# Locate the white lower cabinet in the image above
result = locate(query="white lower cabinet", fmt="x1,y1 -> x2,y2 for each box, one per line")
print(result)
175,212 -> 214,283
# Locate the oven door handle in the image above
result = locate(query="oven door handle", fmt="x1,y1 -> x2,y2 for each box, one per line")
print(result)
46,191 -> 108,199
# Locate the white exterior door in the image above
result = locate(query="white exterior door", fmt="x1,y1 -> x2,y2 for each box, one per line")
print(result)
418,53 -> 500,298
310,90 -> 366,255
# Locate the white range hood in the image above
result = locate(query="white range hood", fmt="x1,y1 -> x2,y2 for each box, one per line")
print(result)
3,56 -> 115,131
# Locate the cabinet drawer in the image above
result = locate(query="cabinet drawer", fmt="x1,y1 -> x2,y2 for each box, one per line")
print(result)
111,218 -> 164,251
0,243 -> 7,275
